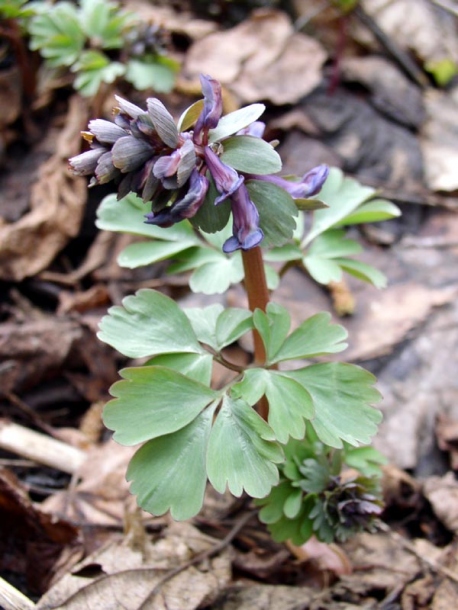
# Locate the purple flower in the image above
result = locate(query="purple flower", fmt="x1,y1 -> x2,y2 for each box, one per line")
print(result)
252,165 -> 329,199
204,146 -> 243,205
193,75 -> 223,145
237,121 -> 266,138
145,170 -> 209,227
222,183 -> 264,253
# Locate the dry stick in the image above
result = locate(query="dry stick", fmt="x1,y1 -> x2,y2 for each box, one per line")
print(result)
241,247 -> 270,420
141,511 -> 254,607
353,5 -> 429,88
0,419 -> 86,475
0,576 -> 35,610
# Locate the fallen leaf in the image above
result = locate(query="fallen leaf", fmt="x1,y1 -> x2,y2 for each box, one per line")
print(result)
185,9 -> 327,105
423,473 -> 458,534
0,95 -> 88,281
36,522 -> 231,610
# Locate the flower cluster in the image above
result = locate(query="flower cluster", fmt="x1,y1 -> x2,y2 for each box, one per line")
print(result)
69,75 -> 328,253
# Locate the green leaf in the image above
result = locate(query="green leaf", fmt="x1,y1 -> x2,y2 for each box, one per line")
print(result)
247,180 -> 298,248
29,3 -> 85,67
117,240 -> 194,268
190,256 -> 244,294
96,192 -> 199,242
264,502 -> 314,545
257,480 -> 292,523
190,174 -> 231,233
252,303 -> 291,364
303,256 -> 343,284
216,308 -> 253,350
177,100 -> 204,132
184,304 -> 224,351
273,312 -> 348,363
207,396 -> 283,497
127,407 -> 215,520
303,168 -> 375,245
264,243 -> 302,263
125,56 -> 178,92
295,198 -> 328,211
308,230 -> 362,258
239,369 -> 315,443
333,199 -> 401,226
334,258 -> 386,288
104,365 -> 219,445
221,136 -> 282,175
98,289 -> 202,358
79,0 -> 132,49
283,488 -> 303,519
344,445 -> 387,477
284,363 -> 382,447
144,352 -> 213,385
425,58 -> 458,87
208,103 -> 265,142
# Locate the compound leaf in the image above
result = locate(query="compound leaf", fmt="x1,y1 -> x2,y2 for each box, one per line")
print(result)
240,369 -> 315,444
184,304 -> 224,351
273,313 -> 348,363
216,308 -> 253,350
98,289 -> 202,358
104,365 -> 219,445
284,363 -> 382,447
207,396 -> 283,498
253,303 -> 291,364
127,406 -> 215,520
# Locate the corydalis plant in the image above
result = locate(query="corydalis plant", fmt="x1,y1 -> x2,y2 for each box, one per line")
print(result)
69,75 -> 384,543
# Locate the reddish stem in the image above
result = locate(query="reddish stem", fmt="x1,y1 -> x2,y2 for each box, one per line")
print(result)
241,247 -> 270,420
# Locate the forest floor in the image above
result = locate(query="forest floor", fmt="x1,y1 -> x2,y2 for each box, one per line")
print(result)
1,1 -> 458,608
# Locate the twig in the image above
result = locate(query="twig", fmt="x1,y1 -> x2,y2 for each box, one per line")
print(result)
0,419 -> 86,475
430,0 -> 458,18
0,576 -> 35,610
140,511 -> 254,607
353,5 -> 429,87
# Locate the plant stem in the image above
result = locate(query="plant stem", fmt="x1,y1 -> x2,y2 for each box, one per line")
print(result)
241,246 -> 270,420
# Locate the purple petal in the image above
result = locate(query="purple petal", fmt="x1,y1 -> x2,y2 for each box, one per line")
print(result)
251,165 -> 329,199
204,146 -> 243,204
145,170 -> 209,226
222,183 -> 264,252
193,74 -> 223,145
237,121 -> 266,138
147,98 -> 179,148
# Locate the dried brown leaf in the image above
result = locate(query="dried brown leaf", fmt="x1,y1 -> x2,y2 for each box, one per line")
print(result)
0,96 -> 88,281
185,10 -> 326,105
36,522 -> 231,610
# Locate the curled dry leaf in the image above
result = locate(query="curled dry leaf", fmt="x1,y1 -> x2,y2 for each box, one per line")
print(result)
185,9 -> 327,105
0,95 -> 87,281
423,473 -> 458,535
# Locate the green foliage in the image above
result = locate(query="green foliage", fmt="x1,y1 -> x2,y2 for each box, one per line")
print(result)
257,432 -> 386,545
27,0 -> 179,96
98,290 -> 382,520
425,58 -> 458,87
266,168 -> 400,289
0,0 -> 34,20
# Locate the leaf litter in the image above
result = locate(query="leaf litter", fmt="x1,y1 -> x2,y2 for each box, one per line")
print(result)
2,0 -> 458,608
